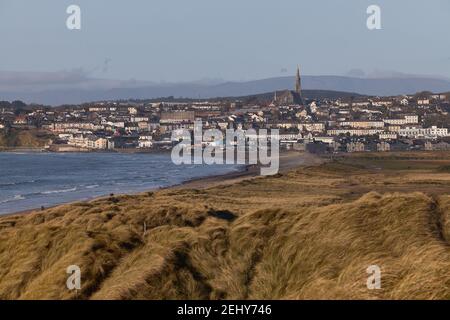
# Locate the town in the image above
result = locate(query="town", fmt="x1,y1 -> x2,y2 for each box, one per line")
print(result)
1,67 -> 450,154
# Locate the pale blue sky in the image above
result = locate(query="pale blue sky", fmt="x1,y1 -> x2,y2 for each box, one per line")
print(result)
0,0 -> 449,82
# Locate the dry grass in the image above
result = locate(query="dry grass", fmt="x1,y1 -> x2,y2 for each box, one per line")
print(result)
0,129 -> 53,148
0,152 -> 450,300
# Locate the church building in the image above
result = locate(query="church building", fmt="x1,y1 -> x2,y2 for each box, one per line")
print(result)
273,66 -> 304,105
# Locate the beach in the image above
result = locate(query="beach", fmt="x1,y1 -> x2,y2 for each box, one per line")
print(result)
173,151 -> 323,190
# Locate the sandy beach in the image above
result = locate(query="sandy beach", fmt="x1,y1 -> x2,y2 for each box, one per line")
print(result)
174,151 -> 324,190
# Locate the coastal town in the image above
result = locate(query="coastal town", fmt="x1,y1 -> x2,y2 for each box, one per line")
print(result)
1,68 -> 450,154
3,0 -> 450,304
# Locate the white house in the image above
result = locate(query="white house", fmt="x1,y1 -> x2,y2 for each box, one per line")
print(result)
398,126 -> 449,138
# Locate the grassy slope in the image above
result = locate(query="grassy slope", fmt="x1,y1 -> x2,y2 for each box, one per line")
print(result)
0,129 -> 53,148
0,152 -> 450,300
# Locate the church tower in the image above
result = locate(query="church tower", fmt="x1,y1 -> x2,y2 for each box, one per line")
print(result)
273,65 -> 304,106
295,65 -> 302,95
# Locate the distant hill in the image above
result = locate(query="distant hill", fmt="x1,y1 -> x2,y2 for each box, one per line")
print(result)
230,89 -> 364,103
129,89 -> 364,105
204,75 -> 450,98
2,75 -> 450,106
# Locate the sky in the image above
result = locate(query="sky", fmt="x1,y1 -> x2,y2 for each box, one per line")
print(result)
0,0 -> 449,82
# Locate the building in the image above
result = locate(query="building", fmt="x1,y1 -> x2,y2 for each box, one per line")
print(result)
425,141 -> 450,151
339,121 -> 385,129
400,98 -> 409,106
279,133 -> 302,142
68,134 -> 114,150
48,122 -> 104,132
377,141 -> 391,152
327,129 -> 384,136
160,111 -> 195,123
379,132 -> 398,140
398,126 -> 449,138
138,136 -> 153,148
384,115 -> 419,125
273,66 -> 304,105
298,122 -> 326,133
371,99 -> 393,107
347,141 -> 365,152
417,99 -> 430,105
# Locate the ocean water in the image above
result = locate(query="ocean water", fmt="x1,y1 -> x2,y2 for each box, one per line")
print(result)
0,152 -> 241,215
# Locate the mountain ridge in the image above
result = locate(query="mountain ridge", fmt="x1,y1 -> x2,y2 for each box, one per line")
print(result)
2,74 -> 450,105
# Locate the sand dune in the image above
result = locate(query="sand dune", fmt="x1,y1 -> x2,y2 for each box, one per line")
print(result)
0,152 -> 449,300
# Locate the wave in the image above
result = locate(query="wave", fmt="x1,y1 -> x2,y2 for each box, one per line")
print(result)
0,180 -> 37,187
41,187 -> 77,195
0,195 -> 25,204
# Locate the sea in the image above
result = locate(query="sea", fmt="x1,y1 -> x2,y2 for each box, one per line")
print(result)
0,152 -> 242,215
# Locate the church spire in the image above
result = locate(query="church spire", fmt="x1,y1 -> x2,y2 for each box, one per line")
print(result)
295,65 -> 301,95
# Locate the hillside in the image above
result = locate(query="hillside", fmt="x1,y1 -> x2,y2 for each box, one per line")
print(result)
0,129 -> 53,149
121,89 -> 364,106
217,89 -> 364,103
0,152 -> 450,299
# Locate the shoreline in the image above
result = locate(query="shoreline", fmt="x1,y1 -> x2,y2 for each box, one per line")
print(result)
0,147 -> 172,154
1,151 -> 322,218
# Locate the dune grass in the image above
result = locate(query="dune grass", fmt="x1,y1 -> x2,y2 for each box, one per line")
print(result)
0,152 -> 450,300
0,129 -> 53,148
